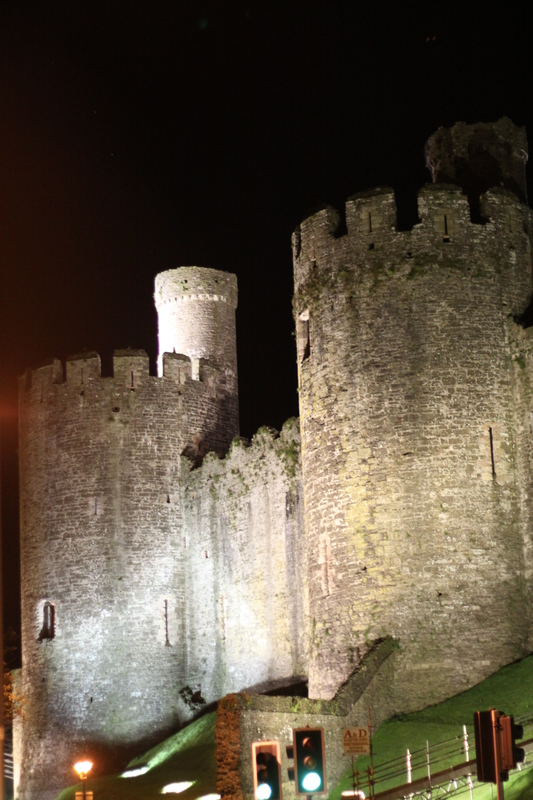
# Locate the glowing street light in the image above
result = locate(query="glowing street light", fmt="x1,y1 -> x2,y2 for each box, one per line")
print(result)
74,760 -> 93,800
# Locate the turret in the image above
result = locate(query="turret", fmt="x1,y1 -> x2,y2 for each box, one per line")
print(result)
155,267 -> 238,379
425,117 -> 529,210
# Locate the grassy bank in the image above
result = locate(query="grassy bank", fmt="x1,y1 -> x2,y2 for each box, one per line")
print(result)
57,654 -> 533,800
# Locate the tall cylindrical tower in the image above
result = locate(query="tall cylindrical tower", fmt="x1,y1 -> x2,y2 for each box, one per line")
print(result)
155,267 -> 238,377
293,121 -> 532,708
155,267 -> 239,455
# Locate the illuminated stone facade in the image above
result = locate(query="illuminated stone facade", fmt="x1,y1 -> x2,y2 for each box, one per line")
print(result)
17,119 -> 533,799
294,119 -> 533,705
18,271 -> 306,800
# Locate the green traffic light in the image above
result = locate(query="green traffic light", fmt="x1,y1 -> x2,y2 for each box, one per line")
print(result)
256,783 -> 273,800
253,744 -> 281,800
302,772 -> 322,792
293,727 -> 326,796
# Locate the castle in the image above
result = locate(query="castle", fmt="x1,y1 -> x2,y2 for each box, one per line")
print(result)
15,118 -> 533,800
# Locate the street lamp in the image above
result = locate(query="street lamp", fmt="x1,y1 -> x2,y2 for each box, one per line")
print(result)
74,760 -> 93,800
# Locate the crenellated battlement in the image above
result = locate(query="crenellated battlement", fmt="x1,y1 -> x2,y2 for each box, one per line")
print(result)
345,185 -> 397,238
21,348 -> 225,401
154,266 -> 238,310
294,119 -> 533,705
293,183 -> 532,307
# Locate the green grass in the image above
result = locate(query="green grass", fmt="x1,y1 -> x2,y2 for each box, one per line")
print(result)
56,656 -> 533,800
56,712 -> 217,800
331,655 -> 533,800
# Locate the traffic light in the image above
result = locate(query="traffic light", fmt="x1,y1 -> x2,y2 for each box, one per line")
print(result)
293,727 -> 327,795
500,715 -> 525,777
474,710 -> 525,784
252,741 -> 282,800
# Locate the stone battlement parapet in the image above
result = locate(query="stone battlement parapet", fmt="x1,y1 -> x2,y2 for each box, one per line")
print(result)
293,185 -> 533,309
20,349 -> 226,399
198,417 -> 301,475
154,266 -> 238,310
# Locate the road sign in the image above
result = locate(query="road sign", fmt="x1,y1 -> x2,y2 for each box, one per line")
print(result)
342,727 -> 370,756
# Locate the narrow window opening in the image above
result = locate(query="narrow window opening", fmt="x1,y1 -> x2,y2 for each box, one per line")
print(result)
164,600 -> 170,646
489,427 -> 496,476
368,242 -> 375,250
38,602 -> 55,641
81,368 -> 84,385
368,212 -> 373,233
205,550 -> 209,558
301,320 -> 310,362
298,311 -> 310,364
166,494 -> 171,504
94,497 -> 98,515
130,371 -> 135,390
443,214 -> 450,243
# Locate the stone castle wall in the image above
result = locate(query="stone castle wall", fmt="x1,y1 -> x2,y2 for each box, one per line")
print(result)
18,350 -> 202,798
216,639 -> 398,800
17,267 -> 302,800
293,182 -> 533,705
182,420 -> 308,704
18,350 -> 306,800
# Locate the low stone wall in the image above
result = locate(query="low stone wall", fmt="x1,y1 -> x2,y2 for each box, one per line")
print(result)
216,638 -> 398,800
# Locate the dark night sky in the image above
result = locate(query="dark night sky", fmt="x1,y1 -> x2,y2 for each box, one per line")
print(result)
1,1 -> 532,637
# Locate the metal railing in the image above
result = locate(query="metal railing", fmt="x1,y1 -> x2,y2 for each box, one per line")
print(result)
346,725 -> 533,800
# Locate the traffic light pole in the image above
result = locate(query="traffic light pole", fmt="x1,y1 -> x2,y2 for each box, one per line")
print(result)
492,714 -> 504,800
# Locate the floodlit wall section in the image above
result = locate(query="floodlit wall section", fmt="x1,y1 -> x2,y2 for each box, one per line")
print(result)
293,183 -> 533,705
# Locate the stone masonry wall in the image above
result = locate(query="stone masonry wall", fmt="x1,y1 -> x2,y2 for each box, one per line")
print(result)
18,360 -> 306,800
425,117 -> 529,205
155,267 -> 240,457
18,347 -> 240,800
215,638 -> 398,800
506,321 -> 533,618
293,182 -> 533,705
182,419 -> 308,705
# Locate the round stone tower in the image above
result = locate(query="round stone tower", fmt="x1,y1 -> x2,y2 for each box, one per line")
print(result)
17,269 -> 239,800
293,119 -> 532,707
155,266 -> 238,375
